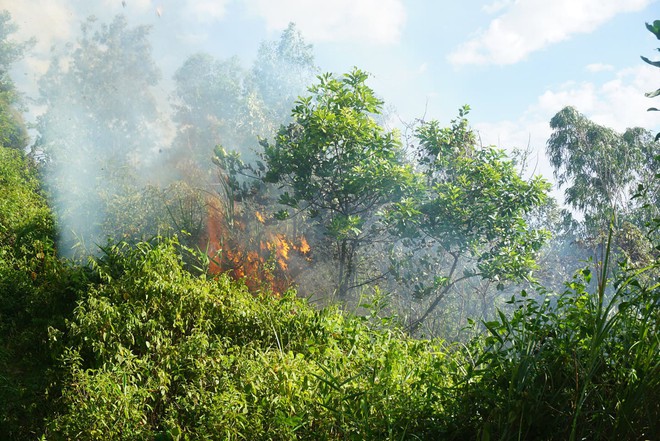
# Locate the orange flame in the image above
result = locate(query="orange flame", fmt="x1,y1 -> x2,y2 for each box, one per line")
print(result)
164,148 -> 303,293
200,196 -> 311,294
297,236 -> 311,255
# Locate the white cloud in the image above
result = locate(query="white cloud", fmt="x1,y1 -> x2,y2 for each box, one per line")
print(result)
448,0 -> 652,66
475,64 -> 659,186
585,63 -> 615,73
183,0 -> 230,22
534,65 -> 658,130
245,0 -> 406,44
482,0 -> 514,15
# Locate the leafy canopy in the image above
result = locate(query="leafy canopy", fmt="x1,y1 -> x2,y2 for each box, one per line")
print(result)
262,69 -> 417,296
0,11 -> 32,151
387,107 -> 550,330
264,68 -> 415,231
547,106 -> 658,239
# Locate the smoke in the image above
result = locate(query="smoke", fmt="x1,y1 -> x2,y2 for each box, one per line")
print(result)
3,3 -> 634,339
2,1 -> 318,258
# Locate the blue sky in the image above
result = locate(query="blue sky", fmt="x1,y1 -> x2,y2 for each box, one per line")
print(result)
6,0 -> 660,185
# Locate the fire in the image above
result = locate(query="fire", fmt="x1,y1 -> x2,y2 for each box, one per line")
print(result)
297,236 -> 310,255
200,195 -> 313,295
276,234 -> 290,259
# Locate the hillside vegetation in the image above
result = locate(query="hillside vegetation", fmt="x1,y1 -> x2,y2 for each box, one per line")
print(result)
1,12 -> 659,440
1,145 -> 658,440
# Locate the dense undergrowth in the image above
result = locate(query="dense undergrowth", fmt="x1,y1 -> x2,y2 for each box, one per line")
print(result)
1,146 -> 659,439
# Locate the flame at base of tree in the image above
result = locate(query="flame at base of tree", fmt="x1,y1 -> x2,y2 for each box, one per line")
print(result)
199,195 -> 311,294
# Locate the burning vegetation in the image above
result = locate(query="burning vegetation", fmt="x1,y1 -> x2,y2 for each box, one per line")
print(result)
0,7 -> 659,441
200,193 -> 311,294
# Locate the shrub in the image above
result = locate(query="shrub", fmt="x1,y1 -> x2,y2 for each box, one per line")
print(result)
0,147 -> 83,439
45,238 -> 456,440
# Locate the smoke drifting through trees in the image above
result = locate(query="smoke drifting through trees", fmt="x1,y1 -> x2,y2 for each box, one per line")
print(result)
27,12 -> 315,259
34,16 -> 166,254
3,8 -> 658,336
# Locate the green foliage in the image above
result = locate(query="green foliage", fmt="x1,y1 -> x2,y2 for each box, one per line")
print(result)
28,233 -> 655,441
170,23 -> 316,172
44,238 -> 454,440
0,148 -> 54,253
1,145 -> 657,440
549,107 -> 636,219
0,147 -> 84,439
547,106 -> 659,265
0,10 -> 32,151
248,22 -> 317,135
171,53 -> 247,170
387,107 -> 550,332
0,87 -> 28,150
262,69 -> 417,297
34,14 -> 163,255
455,247 -> 659,440
642,19 -> 660,141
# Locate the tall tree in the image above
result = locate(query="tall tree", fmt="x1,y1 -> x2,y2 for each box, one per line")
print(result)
248,22 -> 317,137
35,15 -> 161,162
34,15 -> 163,255
262,69 -> 416,297
170,53 -> 246,171
170,23 -> 316,173
547,106 -> 659,264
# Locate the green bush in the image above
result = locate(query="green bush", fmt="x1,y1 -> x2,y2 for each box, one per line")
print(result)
454,257 -> 659,440
44,238 -> 456,440
0,147 -> 84,439
2,147 -> 657,441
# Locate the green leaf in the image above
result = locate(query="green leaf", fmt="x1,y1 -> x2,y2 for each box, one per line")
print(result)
644,88 -> 660,98
646,20 -> 660,39
640,56 -> 660,68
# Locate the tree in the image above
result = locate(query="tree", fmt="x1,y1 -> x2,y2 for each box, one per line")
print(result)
0,10 -> 32,151
547,106 -> 659,265
33,15 -> 164,256
387,107 -> 550,333
169,23 -> 317,173
170,53 -> 247,171
0,146 -> 83,439
248,22 -> 317,137
262,69 -> 416,297
642,19 -> 660,141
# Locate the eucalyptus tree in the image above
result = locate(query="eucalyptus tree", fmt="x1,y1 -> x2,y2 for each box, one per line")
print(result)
262,69 -> 417,298
547,106 -> 659,265
387,107 -> 550,333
